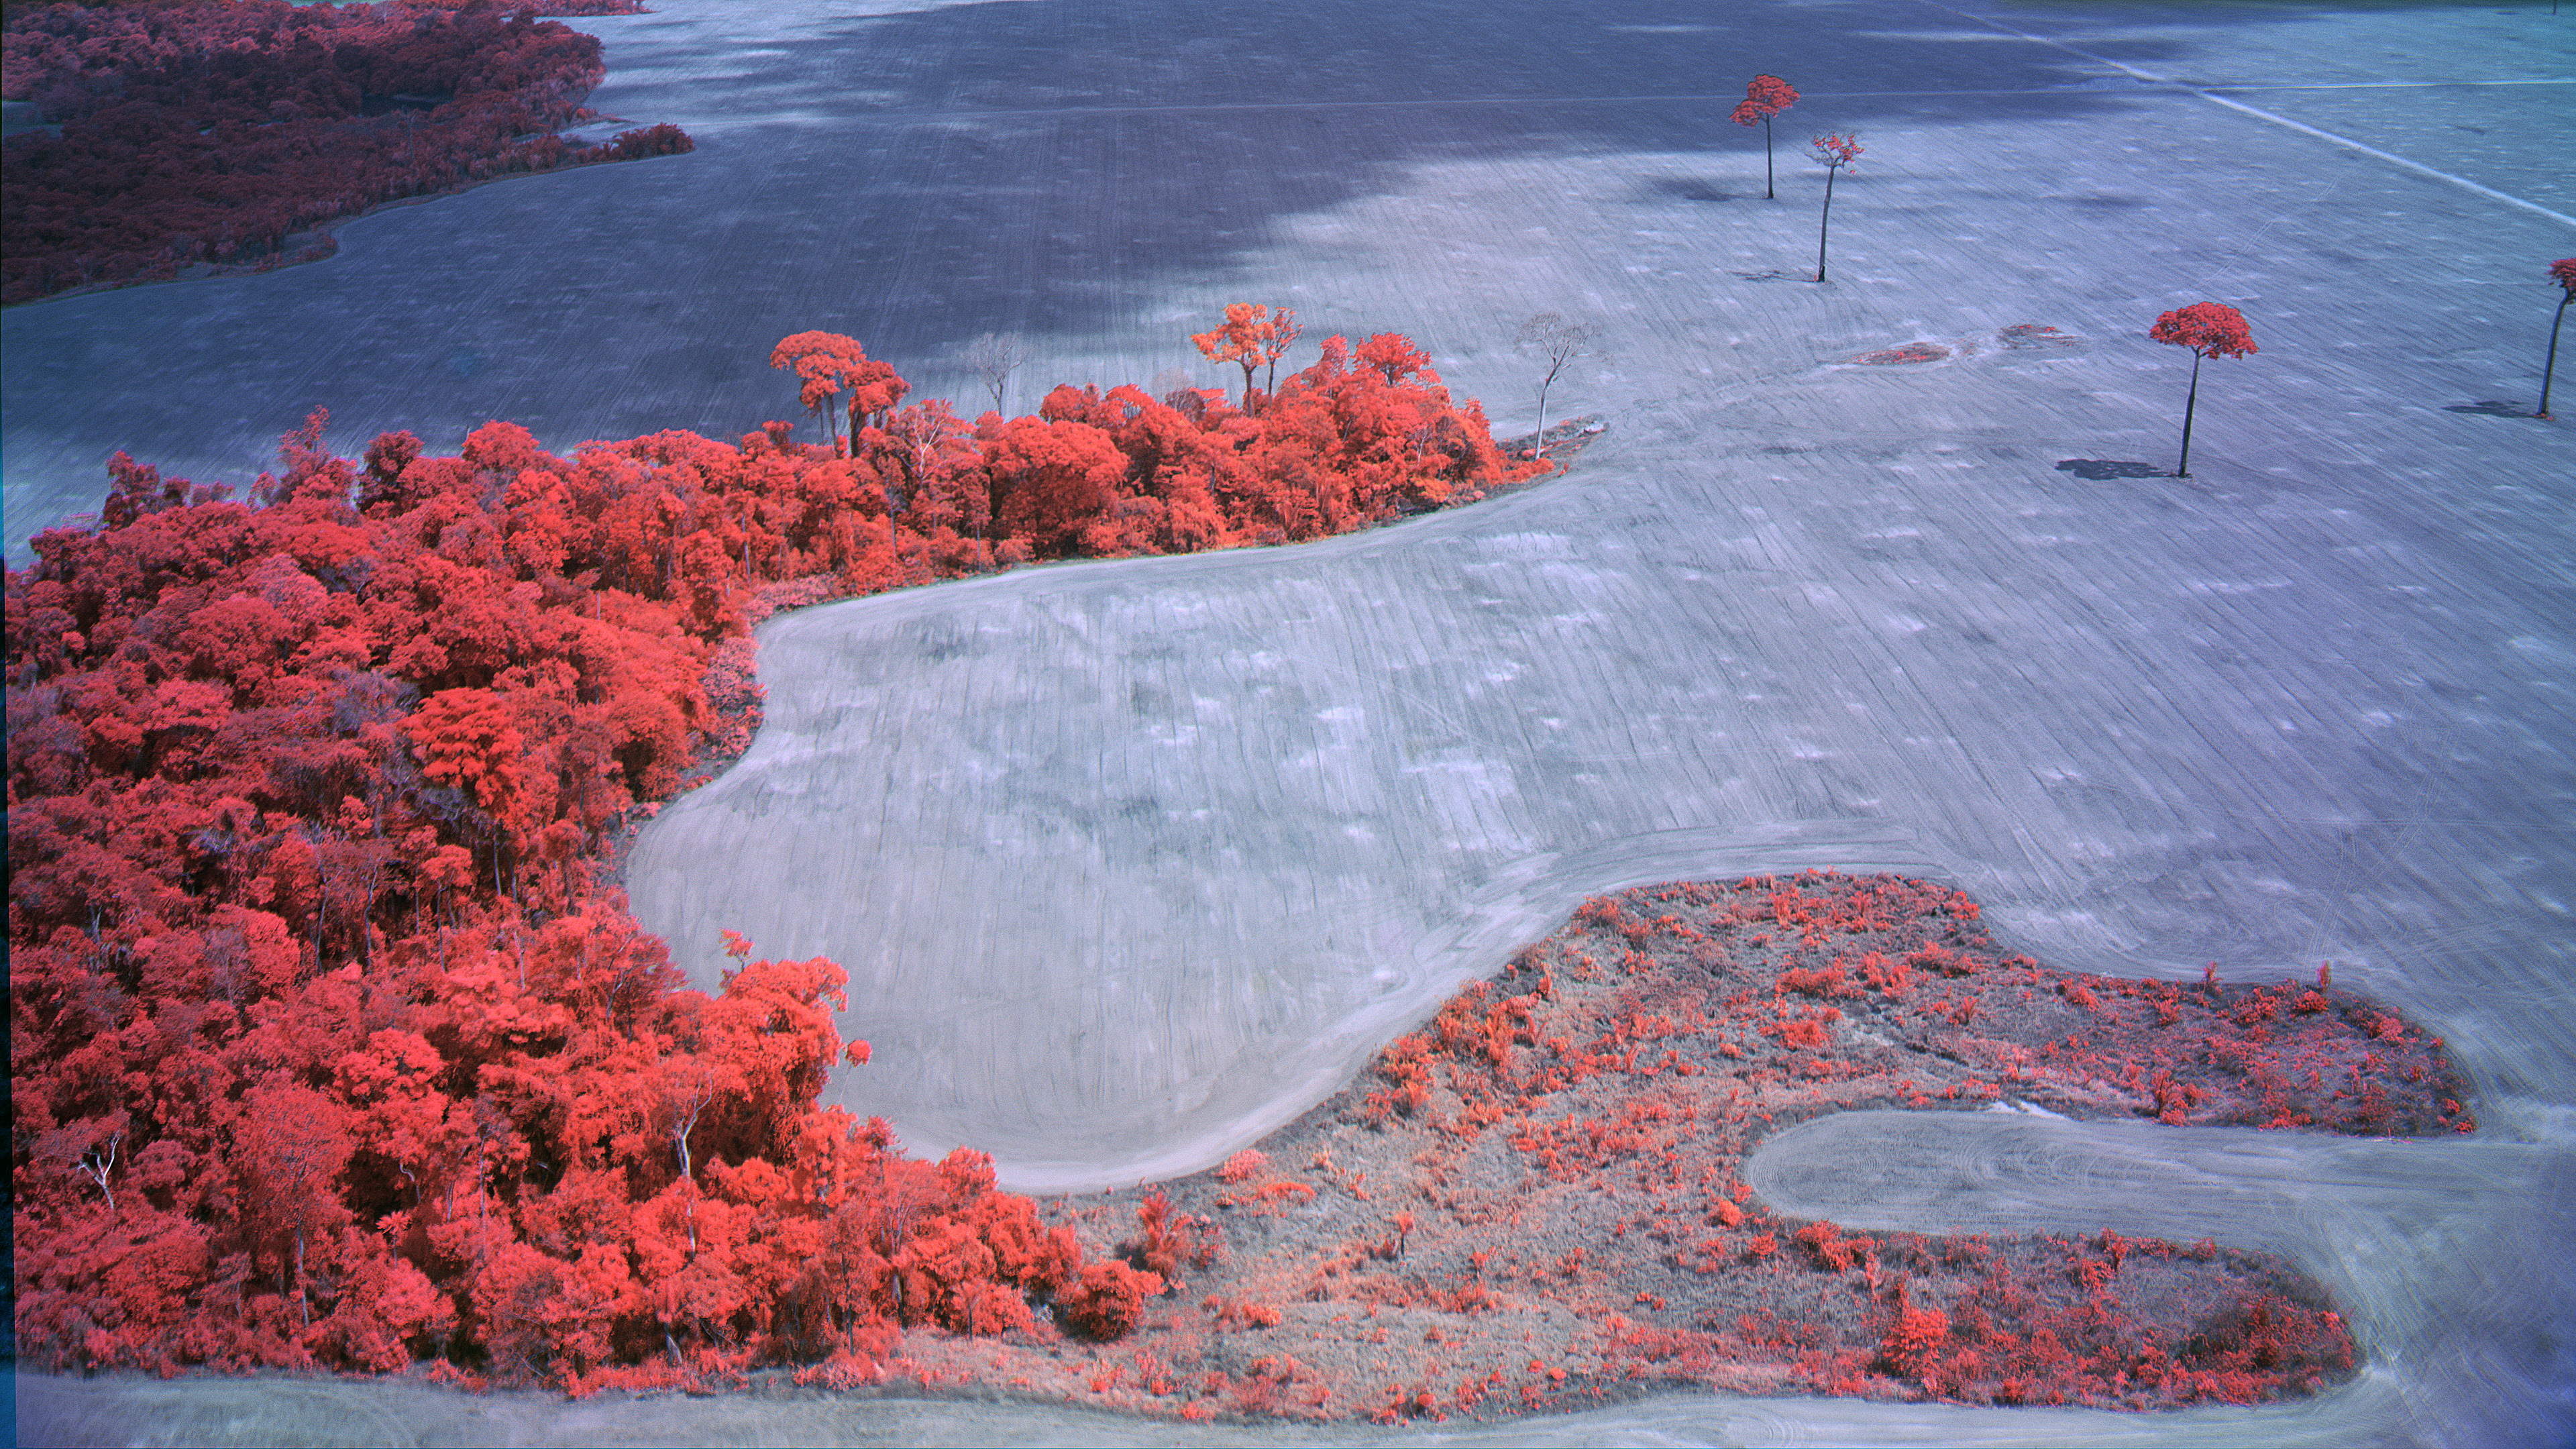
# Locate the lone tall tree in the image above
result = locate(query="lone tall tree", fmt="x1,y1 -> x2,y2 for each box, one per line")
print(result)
2538,258 -> 2576,419
769,331 -> 908,454
2148,302 -> 2259,478
1514,312 -> 1601,443
1807,133 -> 1863,282
1731,74 -> 1800,200
1191,303 -> 1301,411
965,331 -> 1028,415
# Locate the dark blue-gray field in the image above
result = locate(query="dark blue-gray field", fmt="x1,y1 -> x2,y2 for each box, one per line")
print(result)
9,1 -> 2574,1445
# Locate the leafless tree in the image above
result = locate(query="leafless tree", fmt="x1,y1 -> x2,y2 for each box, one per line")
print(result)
1149,366 -> 1197,405
1513,313 -> 1602,442
77,1130 -> 120,1215
964,331 -> 1028,415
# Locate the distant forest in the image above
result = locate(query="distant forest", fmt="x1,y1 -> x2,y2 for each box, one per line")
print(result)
2,0 -> 677,305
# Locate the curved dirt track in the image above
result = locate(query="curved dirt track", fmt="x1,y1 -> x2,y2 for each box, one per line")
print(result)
13,0 -> 2576,1444
4,1364 -> 2426,1448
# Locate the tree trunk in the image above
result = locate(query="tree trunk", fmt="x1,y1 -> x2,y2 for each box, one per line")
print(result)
1815,166 -> 1837,282
2540,292 -> 2570,419
1764,117 -> 1776,200
2176,350 -> 2204,477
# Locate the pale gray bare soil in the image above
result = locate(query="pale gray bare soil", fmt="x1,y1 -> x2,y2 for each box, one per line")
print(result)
10,0 -> 2575,1444
6,1364 -> 2432,1448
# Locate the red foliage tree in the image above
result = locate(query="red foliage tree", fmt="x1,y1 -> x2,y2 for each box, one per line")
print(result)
1729,74 -> 1799,200
768,331 -> 908,456
983,409 -> 1131,557
1190,303 -> 1302,411
7,314 -> 1542,1389
1807,133 -> 1862,283
2538,258 -> 2576,419
2148,302 -> 2259,477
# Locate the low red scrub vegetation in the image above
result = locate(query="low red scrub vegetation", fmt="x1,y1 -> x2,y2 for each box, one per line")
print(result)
3,0 -> 680,304
4,317 -> 1537,1389
967,873 -> 2461,1424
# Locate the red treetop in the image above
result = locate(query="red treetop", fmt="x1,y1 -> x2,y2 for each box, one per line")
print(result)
2551,258 -> 2576,294
769,331 -> 908,431
2149,302 -> 2259,360
1733,74 -> 1799,125
1191,303 -> 1299,373
1809,133 -> 1864,168
1190,303 -> 1303,407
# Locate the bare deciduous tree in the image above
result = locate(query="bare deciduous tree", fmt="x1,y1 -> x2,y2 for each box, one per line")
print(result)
965,331 -> 1028,415
1513,313 -> 1602,443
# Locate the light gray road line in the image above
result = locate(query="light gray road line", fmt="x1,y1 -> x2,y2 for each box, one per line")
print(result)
1915,0 -> 2576,229
2185,91 -> 2576,229
2196,78 -> 2576,91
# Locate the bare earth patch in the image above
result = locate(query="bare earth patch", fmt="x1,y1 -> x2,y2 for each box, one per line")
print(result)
1996,324 -> 2086,352
843,872 -> 2465,1426
1491,413 -> 1607,481
1849,343 -> 1954,365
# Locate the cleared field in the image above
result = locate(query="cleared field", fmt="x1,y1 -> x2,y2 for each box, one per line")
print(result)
8,0 -> 2568,555
11,0 -> 2576,1444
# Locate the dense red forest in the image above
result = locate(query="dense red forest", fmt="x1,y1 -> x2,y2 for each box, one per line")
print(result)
2,0 -> 681,304
4,324 -> 1540,1390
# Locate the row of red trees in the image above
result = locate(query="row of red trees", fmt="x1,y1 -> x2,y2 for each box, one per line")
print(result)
5,322 -> 1537,1388
2,0 -> 684,304
760,326 -> 1538,562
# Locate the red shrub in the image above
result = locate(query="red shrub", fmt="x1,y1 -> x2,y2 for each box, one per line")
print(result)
1776,964 -> 1848,997
1058,1260 -> 1165,1341
1796,1220 -> 1869,1272
1881,1301 -> 1949,1380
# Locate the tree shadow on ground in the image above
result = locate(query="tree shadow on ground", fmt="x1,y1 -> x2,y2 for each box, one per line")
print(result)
1638,176 -> 1743,204
2056,458 -> 2171,480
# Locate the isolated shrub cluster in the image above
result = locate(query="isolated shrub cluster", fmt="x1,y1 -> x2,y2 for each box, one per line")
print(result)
927,873 -> 2427,1424
1314,877 -> 2392,1413
2,0 -> 680,304
4,322 -> 1536,1389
